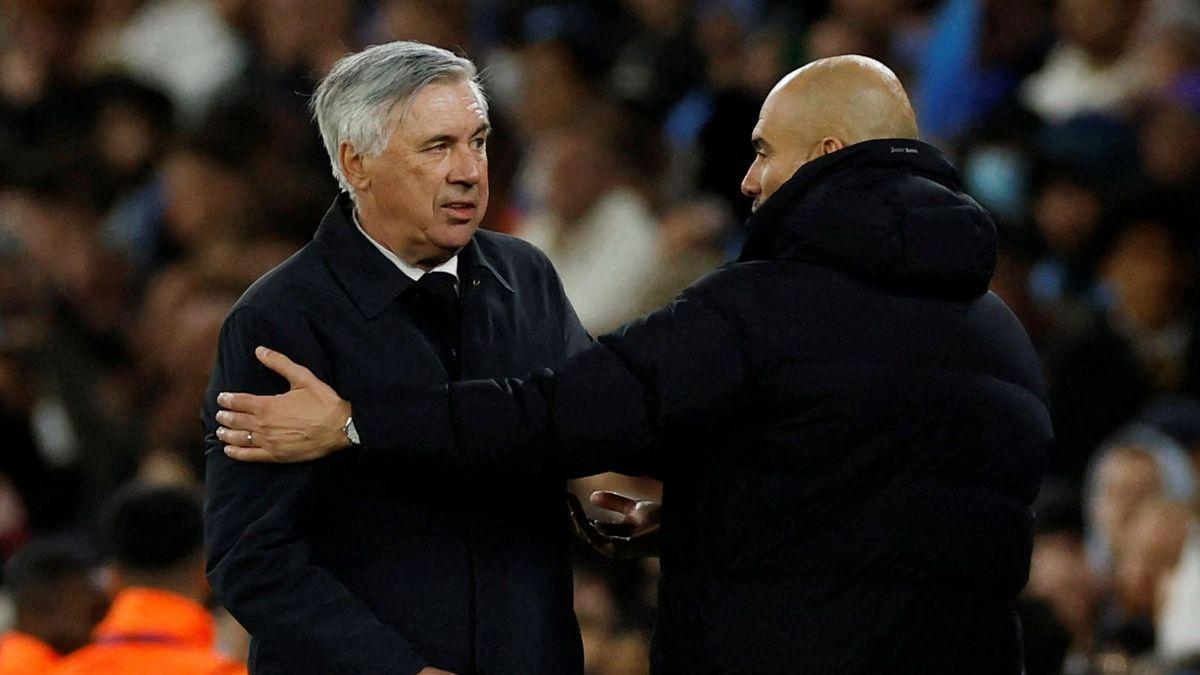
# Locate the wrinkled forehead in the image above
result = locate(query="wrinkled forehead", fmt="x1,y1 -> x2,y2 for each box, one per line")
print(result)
460,79 -> 489,119
393,78 -> 489,134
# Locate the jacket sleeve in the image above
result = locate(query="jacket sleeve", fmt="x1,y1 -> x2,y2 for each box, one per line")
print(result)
353,286 -> 751,479
203,305 -> 429,675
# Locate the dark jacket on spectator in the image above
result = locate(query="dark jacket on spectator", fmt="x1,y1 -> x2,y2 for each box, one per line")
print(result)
203,194 -> 590,675
354,138 -> 1053,674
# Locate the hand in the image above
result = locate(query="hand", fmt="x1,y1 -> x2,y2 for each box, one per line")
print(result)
216,346 -> 353,463
567,491 -> 661,559
417,669 -> 456,675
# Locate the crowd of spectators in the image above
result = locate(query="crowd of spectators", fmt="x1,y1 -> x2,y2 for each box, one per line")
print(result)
0,0 -> 1197,674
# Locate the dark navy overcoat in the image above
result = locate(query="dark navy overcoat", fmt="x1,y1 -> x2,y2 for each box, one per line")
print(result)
203,193 -> 590,675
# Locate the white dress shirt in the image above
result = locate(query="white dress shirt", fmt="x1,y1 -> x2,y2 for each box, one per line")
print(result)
353,211 -> 459,286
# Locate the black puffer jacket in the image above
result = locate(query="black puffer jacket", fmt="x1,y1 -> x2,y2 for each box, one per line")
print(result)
356,138 -> 1053,674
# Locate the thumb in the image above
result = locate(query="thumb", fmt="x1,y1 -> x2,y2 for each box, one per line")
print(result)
589,491 -> 640,520
256,346 -> 316,389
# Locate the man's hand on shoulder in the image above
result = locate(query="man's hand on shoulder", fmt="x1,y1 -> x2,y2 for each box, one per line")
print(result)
216,346 -> 353,463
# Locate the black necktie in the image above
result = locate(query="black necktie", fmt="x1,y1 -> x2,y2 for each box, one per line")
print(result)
416,271 -> 458,314
412,271 -> 460,375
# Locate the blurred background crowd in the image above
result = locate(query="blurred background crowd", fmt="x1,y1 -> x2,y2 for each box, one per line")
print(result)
0,0 -> 1198,673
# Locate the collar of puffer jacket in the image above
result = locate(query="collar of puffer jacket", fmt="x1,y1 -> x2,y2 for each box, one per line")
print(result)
738,138 -> 997,300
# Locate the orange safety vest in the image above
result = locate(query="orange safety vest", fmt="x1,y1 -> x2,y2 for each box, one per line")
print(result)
49,588 -> 246,675
0,632 -> 59,675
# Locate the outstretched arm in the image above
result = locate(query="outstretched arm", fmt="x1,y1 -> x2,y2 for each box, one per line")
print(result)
221,286 -> 752,480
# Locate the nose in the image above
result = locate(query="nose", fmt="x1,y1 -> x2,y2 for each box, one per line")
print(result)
741,158 -> 762,199
448,144 -> 484,187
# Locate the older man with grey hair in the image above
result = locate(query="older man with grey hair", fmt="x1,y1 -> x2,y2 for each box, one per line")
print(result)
202,41 -> 591,675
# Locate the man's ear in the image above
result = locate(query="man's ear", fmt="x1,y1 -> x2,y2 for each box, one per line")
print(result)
805,137 -> 846,164
339,142 -> 370,193
820,137 -> 846,156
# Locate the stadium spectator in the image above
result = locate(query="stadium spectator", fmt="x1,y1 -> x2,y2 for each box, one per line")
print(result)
0,538 -> 106,675
634,198 -> 728,318
1114,500 -> 1190,640
1043,195 -> 1200,478
1138,86 -> 1200,191
1154,503 -> 1200,667
608,0 -> 702,115
512,37 -> 602,141
49,484 -> 245,675
1083,425 -> 1198,659
1027,163 -> 1108,310
1027,485 -> 1099,667
110,0 -> 249,124
240,0 -> 353,107
1085,426 -> 1197,575
374,0 -> 472,53
518,121 -> 659,334
1020,0 -> 1154,122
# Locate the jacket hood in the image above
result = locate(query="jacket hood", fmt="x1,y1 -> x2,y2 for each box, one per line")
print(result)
738,138 -> 997,300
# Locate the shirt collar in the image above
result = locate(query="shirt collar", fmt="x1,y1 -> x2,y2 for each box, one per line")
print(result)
352,209 -> 459,283
92,588 -> 215,650
314,194 -> 415,319
314,194 -> 514,319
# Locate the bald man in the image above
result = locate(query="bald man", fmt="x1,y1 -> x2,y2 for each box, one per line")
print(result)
216,56 -> 1051,673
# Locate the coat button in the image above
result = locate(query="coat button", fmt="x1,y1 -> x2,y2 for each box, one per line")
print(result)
471,279 -> 481,288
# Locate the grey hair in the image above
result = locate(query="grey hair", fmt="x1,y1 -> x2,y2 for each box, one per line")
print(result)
310,41 -> 488,198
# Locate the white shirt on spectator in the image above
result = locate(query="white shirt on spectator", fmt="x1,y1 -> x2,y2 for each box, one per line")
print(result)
1157,526 -> 1200,661
520,186 -> 658,335
1020,44 -> 1152,122
117,0 -> 249,125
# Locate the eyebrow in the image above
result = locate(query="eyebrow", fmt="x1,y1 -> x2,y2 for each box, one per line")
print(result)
421,123 -> 492,148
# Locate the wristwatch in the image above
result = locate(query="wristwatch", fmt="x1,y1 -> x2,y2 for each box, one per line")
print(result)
342,415 -> 361,446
